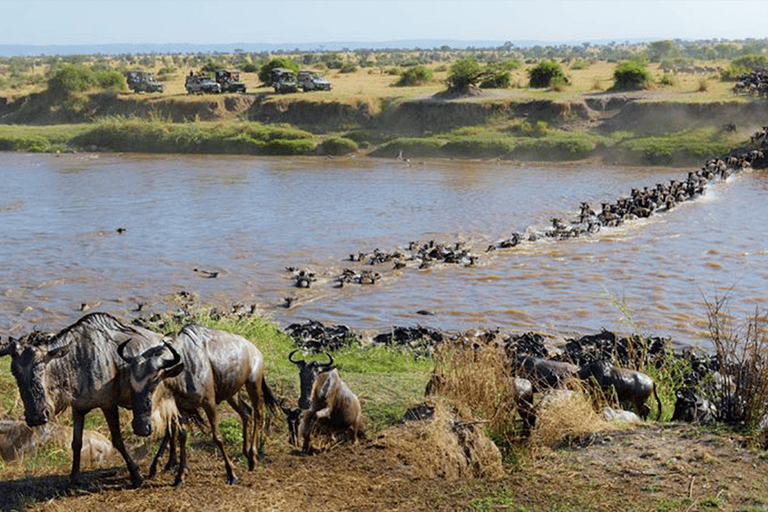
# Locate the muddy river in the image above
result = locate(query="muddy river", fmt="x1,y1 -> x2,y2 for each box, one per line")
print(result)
1,151 -> 766,349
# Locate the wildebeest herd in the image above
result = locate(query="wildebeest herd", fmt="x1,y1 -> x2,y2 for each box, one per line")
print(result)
281,127 -> 768,306
0,312 -> 364,488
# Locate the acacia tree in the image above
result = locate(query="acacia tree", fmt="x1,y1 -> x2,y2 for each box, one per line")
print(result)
445,56 -> 483,92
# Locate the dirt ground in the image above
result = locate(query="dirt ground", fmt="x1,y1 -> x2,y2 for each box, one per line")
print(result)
2,418 -> 767,512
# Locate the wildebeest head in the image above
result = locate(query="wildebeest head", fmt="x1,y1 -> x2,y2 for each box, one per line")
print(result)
118,339 -> 183,437
1,333 -> 69,427
288,350 -> 333,410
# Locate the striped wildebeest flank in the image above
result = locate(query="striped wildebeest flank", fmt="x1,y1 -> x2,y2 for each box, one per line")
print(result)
285,350 -> 364,454
0,312 -> 165,488
118,324 -> 279,486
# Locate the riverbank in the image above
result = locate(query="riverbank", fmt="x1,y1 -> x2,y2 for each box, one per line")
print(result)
0,84 -> 764,165
2,308 -> 768,512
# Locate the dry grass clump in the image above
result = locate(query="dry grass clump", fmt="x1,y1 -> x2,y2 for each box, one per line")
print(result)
429,341 -> 517,441
529,383 -> 616,449
705,295 -> 768,427
374,398 -> 504,480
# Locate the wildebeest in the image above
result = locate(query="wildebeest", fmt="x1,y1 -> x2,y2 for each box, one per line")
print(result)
286,350 -> 363,453
578,360 -> 662,421
516,355 -> 579,392
0,312 -> 164,487
119,324 -> 278,486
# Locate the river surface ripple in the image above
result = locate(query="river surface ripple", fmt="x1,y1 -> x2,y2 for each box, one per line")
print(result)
1,152 -> 766,350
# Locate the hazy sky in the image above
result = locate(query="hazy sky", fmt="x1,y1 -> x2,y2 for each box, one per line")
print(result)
2,0 -> 767,46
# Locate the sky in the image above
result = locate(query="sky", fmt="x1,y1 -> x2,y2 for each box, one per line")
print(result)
1,0 -> 768,47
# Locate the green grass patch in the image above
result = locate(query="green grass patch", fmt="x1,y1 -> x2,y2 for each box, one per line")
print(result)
70,117 -> 316,155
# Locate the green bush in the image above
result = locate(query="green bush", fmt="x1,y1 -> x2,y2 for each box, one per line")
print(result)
720,64 -> 750,81
732,54 -> 768,71
241,63 -> 258,73
528,60 -> 567,88
340,63 -> 357,74
479,70 -> 511,89
258,57 -> 299,84
612,61 -> 652,90
395,65 -> 433,86
446,56 -> 483,91
318,137 -> 358,156
46,65 -> 126,95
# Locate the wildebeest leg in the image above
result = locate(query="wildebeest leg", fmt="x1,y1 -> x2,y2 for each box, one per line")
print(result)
149,421 -> 176,479
102,406 -> 143,488
202,401 -> 237,485
172,422 -> 188,487
300,412 -> 316,454
69,408 -> 85,486
243,378 -> 265,467
164,420 -> 178,472
227,395 -> 253,469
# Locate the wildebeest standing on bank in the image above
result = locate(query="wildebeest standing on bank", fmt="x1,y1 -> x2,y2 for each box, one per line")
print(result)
119,324 -> 279,485
578,360 -> 663,421
285,350 -> 363,454
0,312 -> 165,487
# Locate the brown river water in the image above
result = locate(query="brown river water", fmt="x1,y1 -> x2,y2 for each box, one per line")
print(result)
1,151 -> 767,350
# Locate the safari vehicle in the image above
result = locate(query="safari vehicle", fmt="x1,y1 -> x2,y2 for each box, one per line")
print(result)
297,71 -> 332,91
125,70 -> 164,93
185,73 -> 221,94
215,69 -> 247,93
270,68 -> 298,94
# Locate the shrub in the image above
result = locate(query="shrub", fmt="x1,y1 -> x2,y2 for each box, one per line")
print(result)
240,63 -> 258,73
659,73 -> 676,87
446,56 -> 483,91
697,78 -> 709,92
528,60 -> 567,89
339,63 -> 357,74
720,64 -> 750,81
258,57 -> 299,84
612,61 -> 652,90
318,137 -> 358,156
705,295 -> 768,428
479,69 -> 511,89
47,65 -> 126,95
395,65 -> 433,86
732,54 -> 768,71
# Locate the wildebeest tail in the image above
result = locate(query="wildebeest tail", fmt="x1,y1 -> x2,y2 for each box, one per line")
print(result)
262,379 -> 279,415
653,382 -> 663,422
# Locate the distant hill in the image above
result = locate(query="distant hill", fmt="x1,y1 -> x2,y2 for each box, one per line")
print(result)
0,38 -> 650,57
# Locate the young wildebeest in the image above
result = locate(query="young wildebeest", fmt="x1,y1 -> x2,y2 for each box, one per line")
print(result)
285,350 -> 363,454
578,360 -> 662,421
0,312 -> 164,487
119,324 -> 278,486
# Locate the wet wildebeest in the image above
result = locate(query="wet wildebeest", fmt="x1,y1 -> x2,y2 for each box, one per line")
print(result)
0,312 -> 164,487
285,350 -> 363,453
578,360 -> 662,421
516,355 -> 579,392
119,324 -> 278,485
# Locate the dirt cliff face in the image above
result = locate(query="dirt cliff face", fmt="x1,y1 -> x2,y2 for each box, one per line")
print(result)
1,89 -> 765,136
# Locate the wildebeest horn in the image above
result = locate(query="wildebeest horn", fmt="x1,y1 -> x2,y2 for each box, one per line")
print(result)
117,339 -> 132,363
288,349 -> 303,365
320,351 -> 334,368
162,342 -> 181,369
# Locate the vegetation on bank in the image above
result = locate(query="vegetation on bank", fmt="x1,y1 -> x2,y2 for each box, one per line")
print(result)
0,119 -> 745,165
